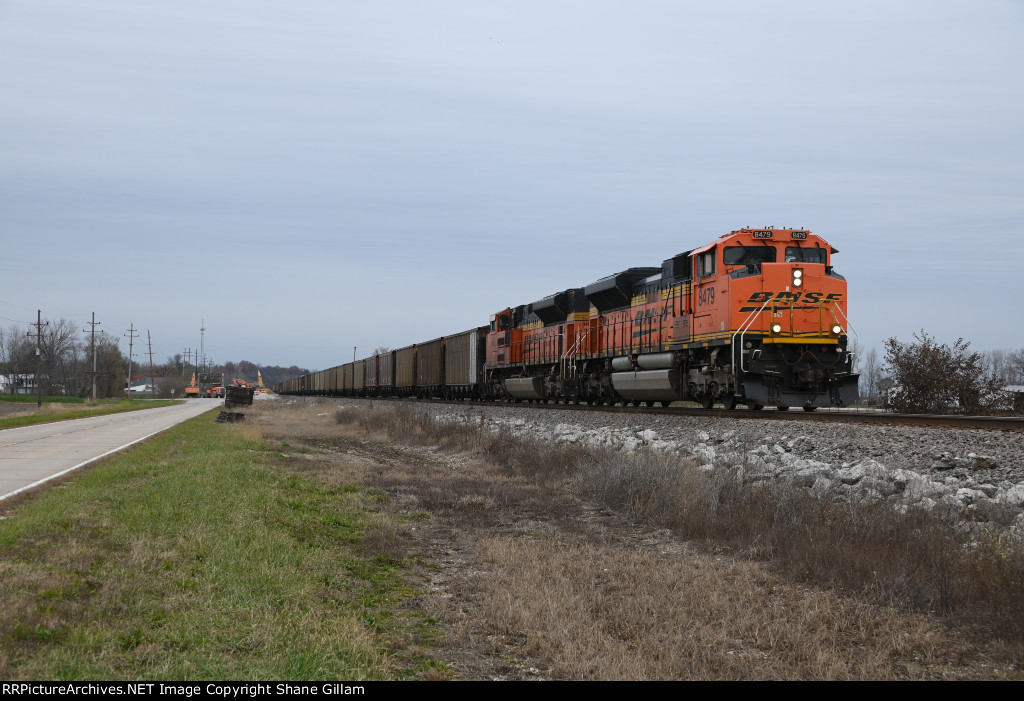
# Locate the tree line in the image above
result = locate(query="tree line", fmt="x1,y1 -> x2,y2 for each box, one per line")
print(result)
1,319 -> 310,400
1,320 -> 124,398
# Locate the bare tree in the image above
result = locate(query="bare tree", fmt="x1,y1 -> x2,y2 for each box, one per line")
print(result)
94,332 -> 124,398
984,349 -> 1009,385
1005,348 -> 1024,386
0,326 -> 36,394
860,348 -> 881,405
1,324 -> 35,377
39,318 -> 83,395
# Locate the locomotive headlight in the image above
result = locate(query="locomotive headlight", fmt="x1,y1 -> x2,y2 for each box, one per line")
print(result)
793,277 -> 803,287
793,269 -> 803,278
792,268 -> 804,287
771,323 -> 782,334
831,324 -> 842,335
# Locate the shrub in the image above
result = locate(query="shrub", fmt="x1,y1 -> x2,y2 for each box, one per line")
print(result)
884,330 -> 1005,414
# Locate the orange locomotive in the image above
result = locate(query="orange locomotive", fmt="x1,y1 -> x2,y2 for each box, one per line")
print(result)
485,227 -> 858,410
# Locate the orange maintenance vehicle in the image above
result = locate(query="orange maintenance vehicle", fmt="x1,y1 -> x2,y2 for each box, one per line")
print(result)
186,372 -> 226,398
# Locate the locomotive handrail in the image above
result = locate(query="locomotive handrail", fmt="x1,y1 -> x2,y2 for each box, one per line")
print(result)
828,302 -> 861,372
560,327 -> 591,380
732,297 -> 775,375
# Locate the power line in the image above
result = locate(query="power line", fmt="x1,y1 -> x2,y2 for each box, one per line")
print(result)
0,298 -> 37,312
125,323 -> 139,396
27,310 -> 48,409
84,313 -> 100,405
147,330 -> 156,398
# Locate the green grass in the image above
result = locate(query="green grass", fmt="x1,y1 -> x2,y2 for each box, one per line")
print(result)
0,415 -> 422,680
0,395 -> 97,404
0,400 -> 180,430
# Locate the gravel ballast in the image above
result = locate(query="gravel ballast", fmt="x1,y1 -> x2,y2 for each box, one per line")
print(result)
329,398 -> 1024,530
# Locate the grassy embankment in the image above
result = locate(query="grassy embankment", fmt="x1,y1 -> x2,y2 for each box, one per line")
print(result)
0,397 -> 181,430
0,410 -> 434,680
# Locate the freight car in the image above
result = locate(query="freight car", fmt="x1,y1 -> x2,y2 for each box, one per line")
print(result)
277,227 -> 859,411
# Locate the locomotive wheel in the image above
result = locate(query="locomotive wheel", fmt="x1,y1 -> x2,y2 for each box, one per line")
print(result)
631,400 -> 640,407
660,401 -> 672,408
645,401 -> 655,407
723,395 -> 738,411
700,396 -> 715,410
776,405 -> 791,412
803,406 -> 818,412
748,403 -> 764,411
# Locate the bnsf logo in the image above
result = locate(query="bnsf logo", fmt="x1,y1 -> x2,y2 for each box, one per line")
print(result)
739,291 -> 842,312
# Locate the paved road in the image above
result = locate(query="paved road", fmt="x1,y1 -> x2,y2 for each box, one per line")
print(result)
0,400 -> 222,501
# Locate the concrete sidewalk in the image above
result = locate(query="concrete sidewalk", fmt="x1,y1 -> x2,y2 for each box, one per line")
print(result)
0,400 -> 222,501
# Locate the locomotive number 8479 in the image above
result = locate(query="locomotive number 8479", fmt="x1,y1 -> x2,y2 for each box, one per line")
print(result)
280,227 -> 859,411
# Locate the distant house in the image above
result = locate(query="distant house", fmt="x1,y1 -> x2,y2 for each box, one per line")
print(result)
125,373 -> 162,395
1004,385 -> 1024,413
0,374 -> 35,395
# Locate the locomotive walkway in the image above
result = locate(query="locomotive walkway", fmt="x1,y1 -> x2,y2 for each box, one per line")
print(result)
0,399 -> 221,502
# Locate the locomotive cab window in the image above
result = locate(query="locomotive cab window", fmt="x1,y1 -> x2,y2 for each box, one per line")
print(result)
697,249 -> 716,277
723,246 -> 777,266
785,247 -> 826,264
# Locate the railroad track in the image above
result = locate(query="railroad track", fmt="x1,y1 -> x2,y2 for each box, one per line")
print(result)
344,396 -> 1024,432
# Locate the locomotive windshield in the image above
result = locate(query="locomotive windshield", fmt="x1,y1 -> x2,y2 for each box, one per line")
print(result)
784,247 -> 827,264
723,246 -> 777,266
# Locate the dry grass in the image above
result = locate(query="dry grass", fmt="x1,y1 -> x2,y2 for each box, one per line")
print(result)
472,537 -> 959,680
245,400 -> 1024,679
581,449 -> 1024,643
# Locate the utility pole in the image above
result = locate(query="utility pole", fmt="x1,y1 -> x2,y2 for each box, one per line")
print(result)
84,313 -> 100,404
183,347 -> 191,377
28,310 -> 48,409
200,319 -> 206,372
125,323 -> 138,398
147,330 -> 156,398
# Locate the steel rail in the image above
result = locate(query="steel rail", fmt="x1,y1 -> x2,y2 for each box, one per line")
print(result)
339,396 -> 1024,432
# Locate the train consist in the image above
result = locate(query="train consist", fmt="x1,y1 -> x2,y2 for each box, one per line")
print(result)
276,227 -> 859,411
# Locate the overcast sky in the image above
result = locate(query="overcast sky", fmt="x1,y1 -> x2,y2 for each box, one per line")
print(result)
2,1 -> 1022,371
